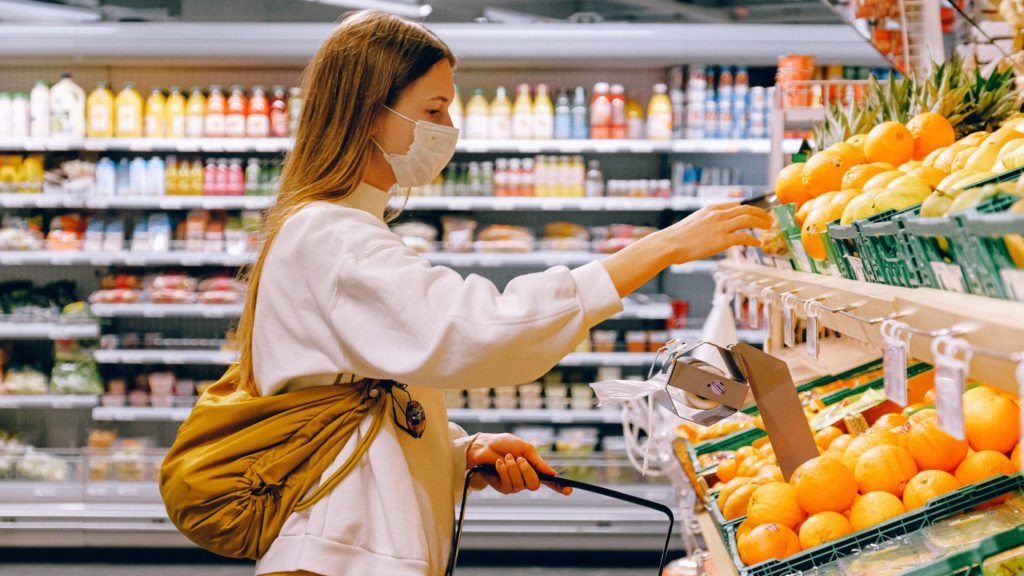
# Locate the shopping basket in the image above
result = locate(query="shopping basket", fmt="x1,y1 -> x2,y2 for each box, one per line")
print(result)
445,464 -> 676,575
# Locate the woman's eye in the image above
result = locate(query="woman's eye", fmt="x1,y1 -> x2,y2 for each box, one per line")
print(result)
428,110 -> 441,117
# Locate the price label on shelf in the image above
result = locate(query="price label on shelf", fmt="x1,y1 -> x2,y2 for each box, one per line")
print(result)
560,143 -> 584,154
477,255 -> 503,268
492,199 -> 517,211
804,301 -> 819,360
782,294 -> 795,348
49,254 -> 74,266
163,354 -> 185,365
476,412 -> 502,424
881,319 -> 911,406
89,254 -> 115,266
930,261 -> 966,293
0,253 -> 24,265
847,256 -> 866,282
628,142 -> 655,153
1000,268 -> 1024,302
932,336 -> 971,440
51,397 -> 74,410
34,487 -> 59,498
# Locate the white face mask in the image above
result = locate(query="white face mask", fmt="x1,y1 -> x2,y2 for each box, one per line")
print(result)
372,105 -> 459,188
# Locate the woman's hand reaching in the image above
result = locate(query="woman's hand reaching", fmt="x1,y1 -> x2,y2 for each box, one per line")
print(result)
465,433 -> 572,496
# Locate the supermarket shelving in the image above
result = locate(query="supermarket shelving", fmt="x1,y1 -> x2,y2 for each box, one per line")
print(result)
88,406 -> 623,424
0,395 -> 98,409
91,405 -> 192,422
0,321 -> 100,340
92,349 -> 239,366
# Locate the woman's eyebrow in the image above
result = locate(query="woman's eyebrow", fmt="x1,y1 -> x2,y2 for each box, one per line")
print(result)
429,96 -> 450,103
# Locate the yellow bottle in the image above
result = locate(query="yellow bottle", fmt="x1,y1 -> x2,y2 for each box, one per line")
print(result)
115,82 -> 144,138
626,98 -> 645,140
185,86 -> 206,138
165,86 -> 187,139
144,87 -> 166,138
532,84 -> 554,140
646,83 -> 673,141
511,83 -> 533,140
86,82 -> 114,138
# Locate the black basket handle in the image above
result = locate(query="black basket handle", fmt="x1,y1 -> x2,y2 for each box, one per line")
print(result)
445,464 -> 676,576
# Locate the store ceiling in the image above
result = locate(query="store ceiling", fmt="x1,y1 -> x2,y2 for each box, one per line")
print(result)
1,0 -> 844,24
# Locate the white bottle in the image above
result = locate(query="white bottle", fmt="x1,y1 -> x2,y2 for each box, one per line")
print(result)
0,93 -> 12,138
30,81 -> 50,138
11,93 -> 30,138
146,157 -> 166,196
488,86 -> 512,140
95,157 -> 117,197
50,72 -> 86,139
129,157 -> 149,196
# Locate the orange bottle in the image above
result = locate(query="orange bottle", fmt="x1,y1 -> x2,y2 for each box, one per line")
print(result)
225,85 -> 247,138
205,85 -> 226,138
246,85 -> 270,138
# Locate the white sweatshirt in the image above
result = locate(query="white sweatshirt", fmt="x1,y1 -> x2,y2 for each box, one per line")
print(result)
251,182 -> 624,576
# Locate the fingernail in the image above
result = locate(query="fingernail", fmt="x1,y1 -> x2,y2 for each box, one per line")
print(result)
517,457 -> 527,465
496,459 -> 504,467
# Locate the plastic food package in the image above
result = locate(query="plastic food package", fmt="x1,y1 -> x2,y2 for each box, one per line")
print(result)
392,221 -> 438,254
198,290 -> 243,305
45,213 -> 87,251
840,534 -> 943,576
198,276 -> 244,293
982,543 -> 1024,575
145,273 -> 197,292
147,289 -> 196,304
591,329 -> 618,353
512,426 -> 556,452
924,505 -> 1024,553
555,427 -> 599,455
518,382 -> 543,410
540,221 -> 590,252
50,360 -> 103,395
101,273 -> 142,291
88,289 -> 142,304
0,367 -> 49,395
441,216 -> 477,253
14,450 -> 68,482
475,224 -> 535,253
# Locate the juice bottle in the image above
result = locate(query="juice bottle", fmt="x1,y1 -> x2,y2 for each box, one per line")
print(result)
269,86 -> 289,138
646,83 -> 673,141
570,86 -> 588,140
225,85 -> 248,138
553,89 -> 571,140
186,87 -> 206,138
146,156 -> 165,196
590,82 -> 611,139
626,98 -> 644,139
246,85 -> 270,138
609,84 -> 627,139
227,159 -> 245,195
287,87 -> 302,137
165,157 -> 179,196
86,82 -> 114,138
463,88 -> 489,140
50,72 -> 86,139
449,85 -> 464,132
165,87 -> 187,138
245,158 -> 261,195
511,84 -> 532,140
203,158 -> 217,195
205,85 -> 226,138
189,159 -> 204,195
144,87 -> 166,138
11,93 -> 29,138
488,86 -> 512,140
30,81 -> 50,138
115,82 -> 144,138
532,84 -> 554,140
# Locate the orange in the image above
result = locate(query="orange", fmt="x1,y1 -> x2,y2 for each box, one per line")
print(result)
865,122 -> 914,166
775,162 -> 812,206
828,142 -> 868,167
815,426 -> 844,451
1010,443 -> 1020,469
747,482 -> 806,530
791,456 -> 858,514
717,458 -> 739,483
909,408 -> 937,423
738,523 -> 801,566
803,150 -> 854,197
954,450 -> 1015,486
846,134 -> 867,150
903,470 -> 960,510
963,385 -> 998,407
795,192 -> 837,226
850,491 -> 906,531
964,395 -> 1020,453
722,482 -> 759,521
757,465 -> 785,483
718,477 -> 754,505
841,163 -> 890,190
910,166 -> 949,188
828,434 -> 853,453
891,425 -> 912,452
855,445 -> 918,497
736,519 -> 755,547
907,113 -> 956,160
907,415 -> 968,472
872,413 -> 908,430
737,446 -> 757,459
829,188 -> 863,212
798,511 -> 854,550
842,430 -> 899,471
738,456 -> 765,478
801,203 -> 844,261
752,436 -> 772,451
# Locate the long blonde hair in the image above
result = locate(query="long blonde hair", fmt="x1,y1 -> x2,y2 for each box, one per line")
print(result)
234,11 -> 455,393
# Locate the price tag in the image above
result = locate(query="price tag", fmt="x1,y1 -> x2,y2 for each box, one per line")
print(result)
932,336 -> 972,440
176,140 -> 200,153
805,301 -> 819,360
51,397 -> 74,410
789,240 -> 813,273
747,286 -> 760,329
847,256 -> 866,282
931,262 -> 966,293
1000,269 -> 1024,302
782,294 -> 795,348
881,319 -> 911,406
761,288 -> 774,352
0,253 -> 24,265
478,255 -> 502,268
492,199 -> 516,211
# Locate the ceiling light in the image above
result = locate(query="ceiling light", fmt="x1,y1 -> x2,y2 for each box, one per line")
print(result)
0,0 -> 101,22
303,0 -> 432,19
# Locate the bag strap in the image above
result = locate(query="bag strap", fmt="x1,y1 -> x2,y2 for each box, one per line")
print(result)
293,380 -> 391,512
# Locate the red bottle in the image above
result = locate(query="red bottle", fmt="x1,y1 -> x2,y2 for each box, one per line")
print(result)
226,159 -> 245,195
270,85 -> 289,138
246,86 -> 270,138
203,159 -> 217,195
225,85 -> 248,138
213,158 -> 229,195
609,84 -> 627,139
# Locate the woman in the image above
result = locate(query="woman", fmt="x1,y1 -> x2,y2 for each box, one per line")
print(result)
242,10 -> 770,576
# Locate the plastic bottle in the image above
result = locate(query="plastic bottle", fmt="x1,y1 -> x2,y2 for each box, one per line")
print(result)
464,88 -> 489,140
269,86 -> 288,138
203,159 -> 217,195
86,82 -> 114,138
227,158 -> 245,195
165,87 -> 187,139
646,83 -> 673,141
590,82 -> 612,139
115,83 -> 144,138
115,158 -> 131,195
189,159 -> 204,195
571,155 -> 585,196
669,67 -> 685,139
287,87 -> 302,137
215,158 -> 230,195
480,161 -> 494,196
186,87 -> 206,138
585,159 -> 604,197
521,157 -> 535,196
247,85 -> 270,138
493,158 -> 508,196
30,81 -> 50,138
570,86 -> 589,140
95,157 -> 116,196
609,84 -> 627,139
205,85 -> 226,138
144,88 -> 166,138
449,86 -> 464,132
626,98 -> 644,140
718,66 -> 734,106
488,86 -> 512,140
50,72 -> 86,139
129,156 -> 148,196
705,94 -> 719,140
165,157 -> 179,196
532,84 -> 554,140
0,93 -> 11,138
245,158 -> 262,195
511,84 -> 533,140
225,86 -> 247,138
11,93 -> 29,138
146,156 -> 165,196
553,89 -> 572,140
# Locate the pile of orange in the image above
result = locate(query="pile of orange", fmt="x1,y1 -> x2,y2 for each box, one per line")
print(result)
714,382 -> 1021,567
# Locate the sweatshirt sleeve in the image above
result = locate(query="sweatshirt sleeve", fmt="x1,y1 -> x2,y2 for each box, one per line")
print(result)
330,223 -> 623,389
449,422 -> 478,503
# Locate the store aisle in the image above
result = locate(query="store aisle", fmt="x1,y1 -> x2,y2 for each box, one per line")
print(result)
0,566 -> 654,576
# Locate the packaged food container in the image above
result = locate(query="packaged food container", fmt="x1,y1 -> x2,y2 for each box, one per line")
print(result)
174,380 -> 195,397
556,427 -> 599,455
591,330 -> 617,353
924,505 -> 1023,553
519,382 -> 543,410
443,389 -> 465,410
625,330 -> 648,353
512,426 -> 555,452
571,384 -> 594,410
493,386 -> 518,410
596,366 -> 623,382
466,388 -> 491,410
101,395 -> 126,407
648,330 -> 669,352
127,390 -> 149,407
147,372 -> 175,396
545,382 -> 569,410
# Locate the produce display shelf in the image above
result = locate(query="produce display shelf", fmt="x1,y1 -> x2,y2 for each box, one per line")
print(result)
0,395 -> 99,409
92,349 -> 239,365
88,303 -> 245,318
0,321 -> 100,340
670,261 -> 720,274
670,328 -> 766,346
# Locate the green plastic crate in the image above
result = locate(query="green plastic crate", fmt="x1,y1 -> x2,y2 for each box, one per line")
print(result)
959,194 -> 1024,301
957,165 -> 1024,189
725,473 -> 1024,576
902,214 -> 974,293
900,524 -> 1024,576
774,203 -> 818,274
858,205 -> 929,288
825,220 -> 869,282
816,362 -> 932,406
